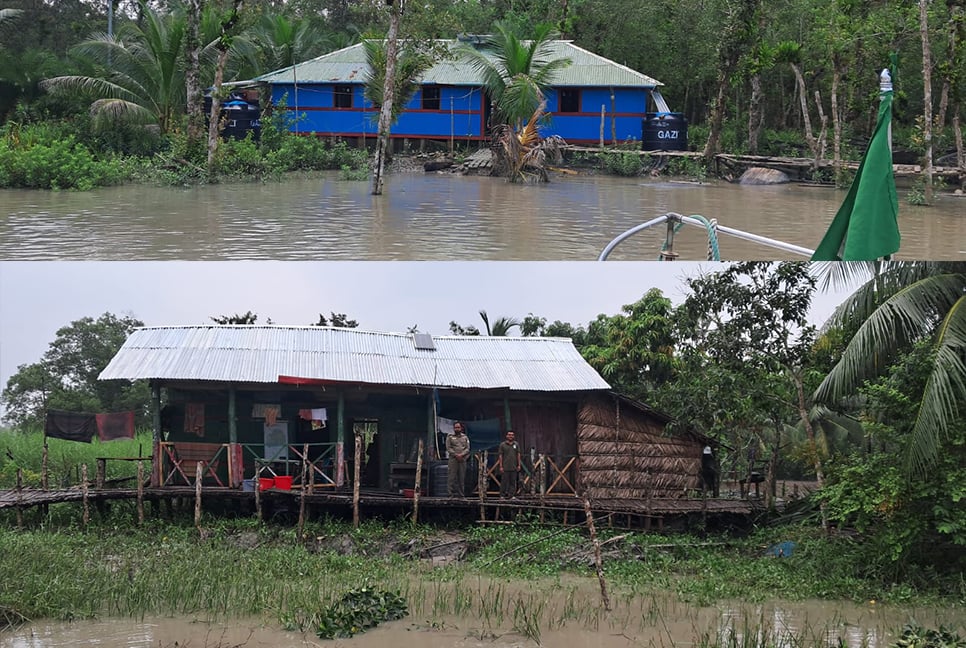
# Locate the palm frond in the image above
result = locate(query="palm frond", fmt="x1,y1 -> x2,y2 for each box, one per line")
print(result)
815,272 -> 966,404
905,295 -> 966,476
89,98 -> 159,126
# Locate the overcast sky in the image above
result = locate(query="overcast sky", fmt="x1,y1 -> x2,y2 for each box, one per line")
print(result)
0,262 -> 855,399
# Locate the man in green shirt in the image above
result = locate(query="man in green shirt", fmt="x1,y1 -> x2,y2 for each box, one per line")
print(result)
445,421 -> 470,497
497,430 -> 521,499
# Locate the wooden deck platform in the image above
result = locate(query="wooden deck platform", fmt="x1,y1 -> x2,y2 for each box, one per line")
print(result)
0,484 -> 760,529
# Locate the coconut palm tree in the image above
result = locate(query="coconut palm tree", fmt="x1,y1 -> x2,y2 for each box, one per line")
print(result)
237,14 -> 331,77
814,261 -> 966,477
41,7 -> 187,134
461,21 -> 570,130
460,22 -> 570,182
363,38 -> 435,122
479,310 -> 520,336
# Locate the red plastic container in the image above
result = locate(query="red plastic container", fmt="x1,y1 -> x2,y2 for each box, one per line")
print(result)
274,475 -> 293,491
258,477 -> 275,491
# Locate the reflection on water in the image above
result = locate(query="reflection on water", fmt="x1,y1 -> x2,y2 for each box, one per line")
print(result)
5,595 -> 961,648
1,174 -> 963,260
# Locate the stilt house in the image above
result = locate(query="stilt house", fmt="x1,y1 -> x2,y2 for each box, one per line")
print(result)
98,325 -> 706,499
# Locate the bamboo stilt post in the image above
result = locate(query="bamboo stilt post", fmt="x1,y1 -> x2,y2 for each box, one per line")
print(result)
413,438 -> 423,525
309,453 -> 315,494
42,442 -> 49,490
137,460 -> 145,525
538,453 -> 546,524
16,468 -> 23,528
194,460 -> 203,532
81,463 -> 89,528
582,497 -> 611,611
41,440 -> 49,519
298,443 -> 308,540
352,434 -> 361,529
255,470 -> 262,521
95,458 -> 105,490
478,451 -> 486,522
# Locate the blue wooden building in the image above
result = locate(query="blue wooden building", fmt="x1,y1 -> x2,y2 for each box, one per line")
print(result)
255,37 -> 673,147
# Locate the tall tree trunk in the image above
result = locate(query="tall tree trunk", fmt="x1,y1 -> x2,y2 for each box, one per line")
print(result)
702,0 -> 761,162
372,1 -> 404,196
920,0 -> 935,203
184,0 -> 205,162
206,48 -> 231,175
206,0 -> 244,178
748,73 -> 763,154
831,62 -> 843,185
790,63 -> 821,165
955,108 -> 965,191
814,89 -> 828,164
792,370 -> 827,530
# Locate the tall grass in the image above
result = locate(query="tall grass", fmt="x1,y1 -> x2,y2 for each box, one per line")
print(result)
0,428 -> 152,488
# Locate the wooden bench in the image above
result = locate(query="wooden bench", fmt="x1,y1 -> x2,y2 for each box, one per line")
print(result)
160,442 -> 226,486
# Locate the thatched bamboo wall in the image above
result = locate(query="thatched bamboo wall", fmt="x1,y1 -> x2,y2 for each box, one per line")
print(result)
577,394 -> 702,499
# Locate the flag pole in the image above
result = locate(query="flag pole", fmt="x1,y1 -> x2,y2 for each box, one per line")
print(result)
811,64 -> 900,261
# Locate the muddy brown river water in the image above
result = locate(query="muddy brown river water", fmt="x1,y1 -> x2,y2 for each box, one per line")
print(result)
1,174 -> 963,260
5,582 -> 963,648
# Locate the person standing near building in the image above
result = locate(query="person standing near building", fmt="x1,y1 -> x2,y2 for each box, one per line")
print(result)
446,421 -> 470,497
497,430 -> 521,499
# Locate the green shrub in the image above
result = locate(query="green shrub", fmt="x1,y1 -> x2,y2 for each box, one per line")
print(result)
216,135 -> 273,179
602,150 -> 643,176
0,126 -> 131,190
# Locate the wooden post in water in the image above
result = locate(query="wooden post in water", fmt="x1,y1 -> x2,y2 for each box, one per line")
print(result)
298,443 -> 308,540
599,105 -> 605,151
81,464 -> 89,527
136,460 -> 145,524
582,497 -> 611,611
478,451 -> 486,522
194,461 -> 204,532
413,439 -> 423,525
15,468 -> 23,528
352,434 -> 361,528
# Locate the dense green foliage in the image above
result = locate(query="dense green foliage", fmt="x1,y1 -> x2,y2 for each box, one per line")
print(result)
0,0 -> 962,188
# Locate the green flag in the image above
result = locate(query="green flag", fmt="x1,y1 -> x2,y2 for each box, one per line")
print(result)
812,76 -> 900,261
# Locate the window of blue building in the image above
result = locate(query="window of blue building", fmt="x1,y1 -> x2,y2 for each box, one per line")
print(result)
422,86 -> 441,110
559,88 -> 580,113
334,85 -> 353,108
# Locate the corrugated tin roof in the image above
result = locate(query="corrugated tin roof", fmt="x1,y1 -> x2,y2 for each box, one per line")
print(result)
99,326 -> 611,392
256,40 -> 661,87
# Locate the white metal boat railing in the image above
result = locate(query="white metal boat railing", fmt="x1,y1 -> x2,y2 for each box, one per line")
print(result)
597,212 -> 815,261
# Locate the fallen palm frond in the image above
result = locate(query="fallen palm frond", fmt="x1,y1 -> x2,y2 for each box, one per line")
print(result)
490,97 -> 565,183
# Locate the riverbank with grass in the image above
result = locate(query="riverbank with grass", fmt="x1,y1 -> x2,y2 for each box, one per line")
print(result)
1,513 -> 963,641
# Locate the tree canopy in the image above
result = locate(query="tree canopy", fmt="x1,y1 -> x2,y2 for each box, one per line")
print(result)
1,312 -> 149,428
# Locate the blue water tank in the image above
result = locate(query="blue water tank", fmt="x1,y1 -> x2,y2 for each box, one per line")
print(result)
642,112 -> 688,151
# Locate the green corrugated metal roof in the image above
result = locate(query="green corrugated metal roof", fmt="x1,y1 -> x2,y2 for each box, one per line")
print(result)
255,40 -> 662,88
